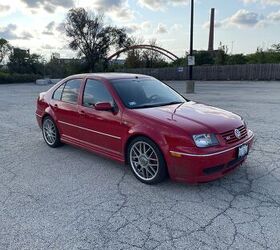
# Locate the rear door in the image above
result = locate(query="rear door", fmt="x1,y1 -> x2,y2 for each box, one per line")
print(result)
50,78 -> 83,140
79,78 -> 124,155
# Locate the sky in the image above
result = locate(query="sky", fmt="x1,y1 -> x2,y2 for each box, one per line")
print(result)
0,0 -> 280,60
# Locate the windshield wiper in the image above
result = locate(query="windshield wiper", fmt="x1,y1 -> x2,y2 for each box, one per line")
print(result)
158,101 -> 184,106
132,101 -> 184,109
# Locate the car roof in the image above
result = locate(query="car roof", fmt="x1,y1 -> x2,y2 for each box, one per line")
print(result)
68,73 -> 152,81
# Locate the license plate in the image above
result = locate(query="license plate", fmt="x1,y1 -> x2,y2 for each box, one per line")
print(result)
238,144 -> 249,158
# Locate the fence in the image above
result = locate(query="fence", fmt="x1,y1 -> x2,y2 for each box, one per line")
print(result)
116,64 -> 280,81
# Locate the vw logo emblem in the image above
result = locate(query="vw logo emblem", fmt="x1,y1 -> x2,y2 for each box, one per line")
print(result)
234,129 -> 241,139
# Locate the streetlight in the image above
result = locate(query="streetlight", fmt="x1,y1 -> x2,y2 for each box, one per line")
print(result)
187,0 -> 195,93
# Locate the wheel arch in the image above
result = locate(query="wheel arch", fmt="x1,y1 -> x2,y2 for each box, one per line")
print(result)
124,133 -> 167,165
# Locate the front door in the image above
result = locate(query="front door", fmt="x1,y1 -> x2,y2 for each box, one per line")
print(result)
79,79 -> 124,157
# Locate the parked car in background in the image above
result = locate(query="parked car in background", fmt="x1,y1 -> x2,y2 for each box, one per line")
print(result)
36,73 -> 254,184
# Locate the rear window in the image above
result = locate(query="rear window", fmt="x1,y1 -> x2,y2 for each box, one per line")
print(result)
61,79 -> 82,104
53,84 -> 65,100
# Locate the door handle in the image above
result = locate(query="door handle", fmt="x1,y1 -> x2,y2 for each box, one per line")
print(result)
53,104 -> 58,109
79,110 -> 86,115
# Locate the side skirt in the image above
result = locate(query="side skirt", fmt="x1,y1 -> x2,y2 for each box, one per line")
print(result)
61,134 -> 125,163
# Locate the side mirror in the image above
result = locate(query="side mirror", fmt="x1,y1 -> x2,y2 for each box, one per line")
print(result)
95,102 -> 113,111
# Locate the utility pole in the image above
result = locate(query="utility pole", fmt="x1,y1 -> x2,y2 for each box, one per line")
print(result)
187,0 -> 195,93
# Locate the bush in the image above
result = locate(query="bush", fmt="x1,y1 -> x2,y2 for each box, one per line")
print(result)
0,71 -> 41,84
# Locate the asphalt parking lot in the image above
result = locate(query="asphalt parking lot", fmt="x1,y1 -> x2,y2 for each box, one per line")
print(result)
0,80 -> 280,249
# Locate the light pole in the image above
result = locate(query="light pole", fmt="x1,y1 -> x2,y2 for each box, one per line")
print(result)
189,0 -> 194,80
187,0 -> 195,93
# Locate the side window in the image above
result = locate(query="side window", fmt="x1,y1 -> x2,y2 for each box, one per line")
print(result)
83,79 -> 113,107
61,79 -> 82,104
53,83 -> 65,100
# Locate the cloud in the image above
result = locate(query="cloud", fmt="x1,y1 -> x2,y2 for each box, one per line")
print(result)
41,44 -> 56,50
155,23 -> 168,34
204,9 -> 265,29
0,24 -> 34,40
229,9 -> 263,27
138,0 -> 186,11
268,10 -> 280,21
19,0 -> 75,13
242,0 -> 280,5
125,21 -> 151,34
55,22 -> 65,33
0,4 -> 10,12
42,21 -> 56,35
81,0 -> 134,21
202,20 -> 224,29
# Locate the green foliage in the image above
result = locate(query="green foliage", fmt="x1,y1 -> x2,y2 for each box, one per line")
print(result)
0,72 -> 41,84
124,39 -> 168,68
169,43 -> 280,68
226,54 -> 247,65
45,58 -> 87,78
246,47 -> 280,64
0,38 -> 11,65
65,8 -> 130,72
8,48 -> 44,74
194,51 -> 214,65
170,57 -> 187,67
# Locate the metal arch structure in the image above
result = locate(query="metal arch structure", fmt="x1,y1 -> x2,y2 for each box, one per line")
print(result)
108,45 -> 179,62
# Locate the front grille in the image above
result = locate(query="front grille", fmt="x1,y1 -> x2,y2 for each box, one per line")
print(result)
221,125 -> 247,144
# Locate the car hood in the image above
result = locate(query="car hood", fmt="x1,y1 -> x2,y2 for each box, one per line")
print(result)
134,101 -> 243,134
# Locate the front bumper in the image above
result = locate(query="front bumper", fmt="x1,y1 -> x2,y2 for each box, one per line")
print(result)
167,130 -> 254,184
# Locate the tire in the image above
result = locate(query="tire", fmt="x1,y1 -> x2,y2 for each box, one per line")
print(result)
42,116 -> 62,148
127,136 -> 167,184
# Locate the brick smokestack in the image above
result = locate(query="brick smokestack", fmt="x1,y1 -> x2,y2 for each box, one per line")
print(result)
208,8 -> 215,51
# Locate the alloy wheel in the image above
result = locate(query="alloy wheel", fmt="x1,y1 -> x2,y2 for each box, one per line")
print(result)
43,119 -> 57,146
129,141 -> 159,181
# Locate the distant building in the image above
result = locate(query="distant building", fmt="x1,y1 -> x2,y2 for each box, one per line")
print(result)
51,53 -> 85,64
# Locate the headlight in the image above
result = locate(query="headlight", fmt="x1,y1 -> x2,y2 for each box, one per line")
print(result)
193,134 -> 219,148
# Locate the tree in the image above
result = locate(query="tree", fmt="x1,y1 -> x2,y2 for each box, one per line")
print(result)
193,51 -> 214,65
8,48 -> 43,74
125,49 -> 142,68
0,38 -> 11,65
226,54 -> 247,65
65,8 -> 130,72
124,37 -> 144,68
270,43 -> 280,52
141,39 -> 168,68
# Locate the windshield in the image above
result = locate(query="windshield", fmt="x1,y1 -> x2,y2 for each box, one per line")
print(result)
111,78 -> 186,109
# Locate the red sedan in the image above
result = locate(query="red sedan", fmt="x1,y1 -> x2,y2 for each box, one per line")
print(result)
36,73 -> 254,184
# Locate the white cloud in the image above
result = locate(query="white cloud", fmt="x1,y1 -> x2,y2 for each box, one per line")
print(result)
204,8 -> 280,30
0,4 -> 10,12
242,0 -> 280,5
0,24 -> 34,40
203,9 -> 265,29
268,10 -> 280,21
229,9 -> 263,27
155,23 -> 168,34
202,20 -> 224,29
125,21 -> 151,34
138,0 -> 186,11
77,0 -> 134,21
19,0 -> 75,13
